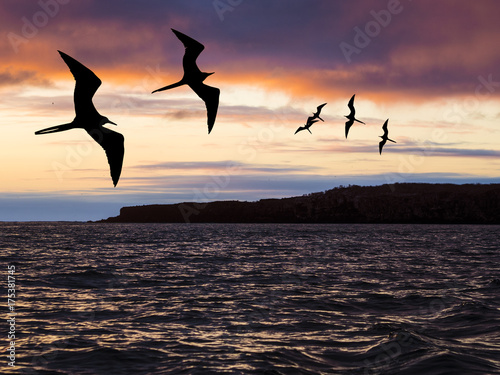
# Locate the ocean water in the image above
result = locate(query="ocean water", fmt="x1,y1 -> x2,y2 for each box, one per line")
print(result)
2,222 -> 500,374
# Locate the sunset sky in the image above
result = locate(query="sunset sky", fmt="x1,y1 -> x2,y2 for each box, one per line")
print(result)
1,0 -> 500,221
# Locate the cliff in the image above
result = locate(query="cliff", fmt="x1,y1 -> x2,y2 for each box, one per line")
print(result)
101,183 -> 500,224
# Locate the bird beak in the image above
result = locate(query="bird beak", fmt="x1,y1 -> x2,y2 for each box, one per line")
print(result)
108,121 -> 117,126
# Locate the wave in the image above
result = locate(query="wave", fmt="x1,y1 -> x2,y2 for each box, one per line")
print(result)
357,328 -> 500,374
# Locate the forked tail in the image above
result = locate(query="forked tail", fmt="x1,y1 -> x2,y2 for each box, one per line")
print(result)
152,80 -> 184,94
35,123 -> 75,135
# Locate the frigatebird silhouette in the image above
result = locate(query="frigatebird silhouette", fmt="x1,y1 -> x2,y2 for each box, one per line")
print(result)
35,50 -> 124,187
307,103 -> 327,123
294,119 -> 319,134
295,103 -> 326,134
344,94 -> 365,138
378,119 -> 396,154
152,29 -> 220,134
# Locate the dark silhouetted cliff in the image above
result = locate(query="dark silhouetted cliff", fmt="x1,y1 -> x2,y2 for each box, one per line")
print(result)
101,183 -> 500,224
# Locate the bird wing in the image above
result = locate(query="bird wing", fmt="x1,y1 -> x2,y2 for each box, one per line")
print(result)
382,119 -> 389,137
294,126 -> 305,134
58,50 -> 101,117
189,82 -> 220,134
297,119 -> 318,134
379,139 -> 386,155
345,119 -> 353,138
306,116 -> 318,126
315,103 -> 327,116
86,127 -> 124,187
347,95 -> 355,114
171,29 -> 205,76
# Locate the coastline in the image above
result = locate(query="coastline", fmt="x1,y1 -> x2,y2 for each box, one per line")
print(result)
99,183 -> 500,224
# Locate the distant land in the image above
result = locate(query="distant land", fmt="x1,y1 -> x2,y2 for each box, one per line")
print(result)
100,183 -> 500,224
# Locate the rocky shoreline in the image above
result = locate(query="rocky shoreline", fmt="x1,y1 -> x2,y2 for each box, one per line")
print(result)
100,183 -> 500,224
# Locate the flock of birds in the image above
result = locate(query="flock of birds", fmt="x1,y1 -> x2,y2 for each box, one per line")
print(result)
35,29 -> 396,187
295,96 -> 396,155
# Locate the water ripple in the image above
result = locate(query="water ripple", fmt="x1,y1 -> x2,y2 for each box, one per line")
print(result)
1,223 -> 499,374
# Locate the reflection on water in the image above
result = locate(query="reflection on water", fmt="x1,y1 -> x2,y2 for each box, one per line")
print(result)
2,223 -> 500,374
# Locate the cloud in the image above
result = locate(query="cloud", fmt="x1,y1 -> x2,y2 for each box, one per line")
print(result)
1,0 -> 499,222
393,147 -> 500,158
0,69 -> 51,87
1,1 -> 500,102
296,137 -> 500,159
3,171 -> 499,220
131,160 -> 321,174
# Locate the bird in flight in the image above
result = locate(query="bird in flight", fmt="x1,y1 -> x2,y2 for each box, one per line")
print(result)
152,29 -> 220,134
35,50 -> 124,187
344,94 -> 365,138
378,119 -> 396,154
294,118 -> 319,134
295,103 -> 326,134
307,103 -> 327,124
